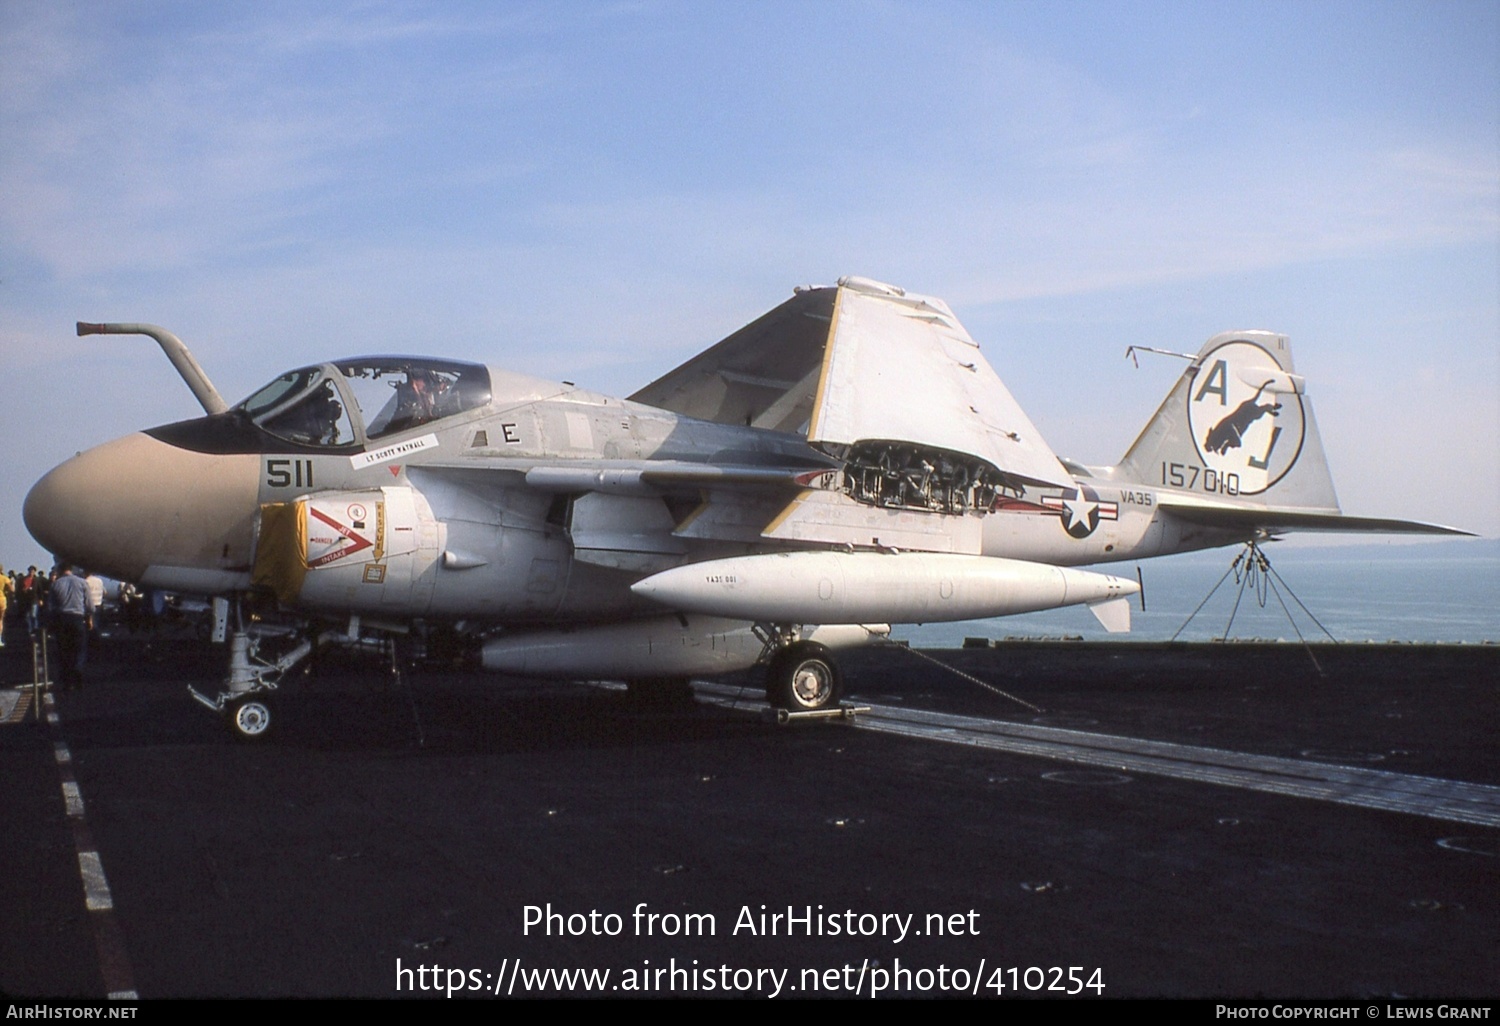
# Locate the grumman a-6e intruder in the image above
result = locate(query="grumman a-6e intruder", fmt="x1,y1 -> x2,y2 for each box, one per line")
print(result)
24,277 -> 1466,738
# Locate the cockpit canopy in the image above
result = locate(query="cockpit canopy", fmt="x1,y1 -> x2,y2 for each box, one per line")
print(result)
237,358 -> 492,448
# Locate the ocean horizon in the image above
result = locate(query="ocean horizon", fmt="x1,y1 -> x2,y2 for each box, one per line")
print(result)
893,537 -> 1500,647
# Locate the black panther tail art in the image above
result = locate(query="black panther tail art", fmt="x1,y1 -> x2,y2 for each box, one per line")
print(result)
1116,331 -> 1328,501
1203,380 -> 1282,455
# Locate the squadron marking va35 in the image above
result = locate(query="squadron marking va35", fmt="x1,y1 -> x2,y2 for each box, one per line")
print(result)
23,277 -> 1465,737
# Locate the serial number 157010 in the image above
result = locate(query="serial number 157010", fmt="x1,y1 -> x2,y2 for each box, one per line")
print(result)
1161,462 -> 1240,495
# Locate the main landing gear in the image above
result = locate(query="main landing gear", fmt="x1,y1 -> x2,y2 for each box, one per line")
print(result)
765,641 -> 843,712
751,622 -> 878,718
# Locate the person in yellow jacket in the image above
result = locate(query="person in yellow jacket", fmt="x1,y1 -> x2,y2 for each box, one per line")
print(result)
0,564 -> 10,647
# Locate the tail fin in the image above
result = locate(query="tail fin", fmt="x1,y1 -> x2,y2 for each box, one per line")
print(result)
1115,330 -> 1340,511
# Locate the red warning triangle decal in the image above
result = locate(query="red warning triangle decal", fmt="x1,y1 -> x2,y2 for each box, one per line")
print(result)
306,507 -> 374,568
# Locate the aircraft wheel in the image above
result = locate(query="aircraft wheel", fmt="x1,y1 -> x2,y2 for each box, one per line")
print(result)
227,694 -> 274,741
766,642 -> 841,712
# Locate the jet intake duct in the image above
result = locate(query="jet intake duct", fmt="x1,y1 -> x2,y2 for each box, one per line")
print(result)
254,486 -> 440,614
631,551 -> 1138,626
253,501 -> 309,605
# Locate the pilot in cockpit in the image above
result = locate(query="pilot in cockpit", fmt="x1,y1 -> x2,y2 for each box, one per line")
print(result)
387,368 -> 453,433
307,384 -> 344,446
260,378 -> 344,446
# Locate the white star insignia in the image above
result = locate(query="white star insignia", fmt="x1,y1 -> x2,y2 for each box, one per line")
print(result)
1061,493 -> 1097,531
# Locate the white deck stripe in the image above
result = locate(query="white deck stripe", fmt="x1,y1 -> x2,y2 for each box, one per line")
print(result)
76,851 -> 115,912
62,780 -> 84,818
692,683 -> 1500,828
43,697 -> 139,997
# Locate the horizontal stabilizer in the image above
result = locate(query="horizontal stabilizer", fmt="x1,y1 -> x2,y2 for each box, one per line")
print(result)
1156,495 -> 1473,536
1235,365 -> 1304,394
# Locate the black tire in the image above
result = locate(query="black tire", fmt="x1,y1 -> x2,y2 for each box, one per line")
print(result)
226,694 -> 274,741
766,642 -> 842,712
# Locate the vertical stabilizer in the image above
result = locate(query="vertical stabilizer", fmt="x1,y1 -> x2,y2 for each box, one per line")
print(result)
1115,331 -> 1340,511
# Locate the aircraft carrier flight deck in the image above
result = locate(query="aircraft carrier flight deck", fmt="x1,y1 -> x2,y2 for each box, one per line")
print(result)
2,635 -> 1495,1000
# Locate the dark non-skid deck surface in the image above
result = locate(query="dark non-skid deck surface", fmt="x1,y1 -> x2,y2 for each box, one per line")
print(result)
1,638 -> 1496,999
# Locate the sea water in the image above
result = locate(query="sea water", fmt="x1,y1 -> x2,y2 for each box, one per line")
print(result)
893,538 -> 1500,647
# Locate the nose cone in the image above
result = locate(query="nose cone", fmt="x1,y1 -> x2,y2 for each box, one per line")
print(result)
25,433 -> 260,585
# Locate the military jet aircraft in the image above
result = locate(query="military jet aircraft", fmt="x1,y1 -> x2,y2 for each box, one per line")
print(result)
24,276 -> 1466,738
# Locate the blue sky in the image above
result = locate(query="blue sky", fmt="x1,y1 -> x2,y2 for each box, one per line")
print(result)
2,0 -> 1496,571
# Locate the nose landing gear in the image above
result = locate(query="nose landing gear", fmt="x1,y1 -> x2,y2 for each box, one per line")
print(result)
226,694 -> 275,741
